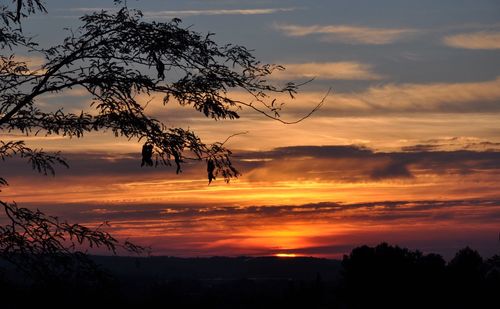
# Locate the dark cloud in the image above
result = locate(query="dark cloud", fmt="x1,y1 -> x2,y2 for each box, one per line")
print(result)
464,141 -> 500,151
3,144 -> 500,185
248,145 -> 374,159
0,152 -> 196,179
13,198 -> 500,227
401,144 -> 439,152
410,137 -> 500,152
369,160 -> 413,180
241,144 -> 500,181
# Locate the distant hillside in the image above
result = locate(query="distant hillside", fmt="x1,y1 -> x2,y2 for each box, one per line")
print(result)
91,255 -> 342,282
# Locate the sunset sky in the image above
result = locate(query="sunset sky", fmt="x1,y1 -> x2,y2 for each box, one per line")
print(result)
2,0 -> 500,259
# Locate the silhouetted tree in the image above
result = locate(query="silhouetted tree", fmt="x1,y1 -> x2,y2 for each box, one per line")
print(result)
340,243 -> 447,309
448,246 -> 483,274
446,246 -> 485,307
0,0 -> 319,283
484,254 -> 500,301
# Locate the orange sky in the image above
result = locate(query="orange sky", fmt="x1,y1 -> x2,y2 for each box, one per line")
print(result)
2,0 -> 500,259
2,141 -> 500,258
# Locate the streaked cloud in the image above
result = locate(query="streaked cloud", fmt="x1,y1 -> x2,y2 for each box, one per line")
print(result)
444,31 -> 500,50
241,145 -> 500,184
5,145 -> 500,182
143,8 -> 296,18
2,55 -> 46,74
60,7 -> 296,17
22,199 -> 500,226
275,23 -> 419,45
37,76 -> 500,116
272,62 -> 384,80
0,133 -> 65,141
10,55 -> 45,67
140,77 -> 500,125
3,145 -> 500,208
403,136 -> 500,152
331,77 -> 500,113
12,198 -> 500,258
56,7 -> 116,12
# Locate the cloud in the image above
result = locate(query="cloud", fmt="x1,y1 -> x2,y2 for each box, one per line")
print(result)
10,55 -> 45,67
226,77 -> 500,115
143,8 -> 296,18
130,74 -> 500,124
331,77 -> 500,114
51,7 -> 297,20
61,7 -> 296,17
239,144 -> 500,183
57,7 -> 116,12
3,144 -> 500,212
272,62 -> 384,81
369,161 -> 413,180
400,144 -> 439,152
4,145 -> 500,183
2,55 -> 46,75
21,199 -> 500,223
444,31 -> 500,50
406,137 -> 500,152
275,23 -> 419,45
0,133 -> 65,141
13,198 -> 500,258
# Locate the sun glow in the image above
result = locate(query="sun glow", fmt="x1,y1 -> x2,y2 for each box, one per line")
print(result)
274,253 -> 298,258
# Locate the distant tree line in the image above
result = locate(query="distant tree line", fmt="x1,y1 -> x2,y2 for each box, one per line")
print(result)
1,242 -> 498,308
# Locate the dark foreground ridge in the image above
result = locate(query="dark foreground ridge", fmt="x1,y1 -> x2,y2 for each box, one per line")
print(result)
92,255 -> 341,281
1,243 -> 499,309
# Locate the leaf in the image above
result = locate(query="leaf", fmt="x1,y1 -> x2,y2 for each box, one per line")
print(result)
207,159 -> 216,184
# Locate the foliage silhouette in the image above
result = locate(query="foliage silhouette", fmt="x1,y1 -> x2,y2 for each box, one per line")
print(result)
340,243 -> 500,309
446,247 -> 486,307
0,0 -> 321,284
0,0 -> 315,182
0,200 -> 144,285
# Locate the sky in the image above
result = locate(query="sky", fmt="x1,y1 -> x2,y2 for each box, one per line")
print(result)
2,0 -> 500,259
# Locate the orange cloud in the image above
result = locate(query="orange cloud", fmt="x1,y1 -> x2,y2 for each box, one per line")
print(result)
143,76 -> 500,121
444,31 -> 500,50
272,62 -> 384,80
275,23 -> 419,44
2,55 -> 46,75
331,77 -> 500,113
4,146 -> 500,207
